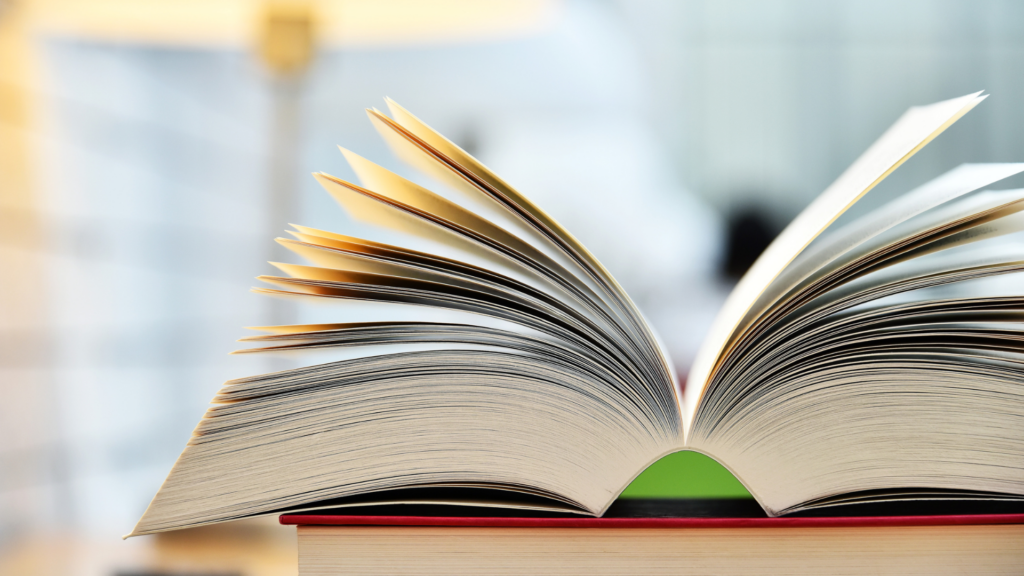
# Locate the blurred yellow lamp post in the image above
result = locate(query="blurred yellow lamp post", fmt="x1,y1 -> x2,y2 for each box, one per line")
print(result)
19,0 -> 555,328
261,1 -> 316,74
1,2 -> 550,569
2,2 -> 558,571
261,1 -> 318,328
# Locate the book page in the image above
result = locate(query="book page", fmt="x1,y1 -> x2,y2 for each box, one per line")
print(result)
748,185 -> 1024,332
334,151 -> 607,308
764,163 -> 1024,312
684,92 -> 987,435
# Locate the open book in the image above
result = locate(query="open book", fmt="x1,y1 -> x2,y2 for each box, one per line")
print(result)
129,92 -> 1024,537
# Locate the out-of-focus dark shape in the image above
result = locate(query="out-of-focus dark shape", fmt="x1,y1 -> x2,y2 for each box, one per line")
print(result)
722,205 -> 779,280
455,122 -> 481,158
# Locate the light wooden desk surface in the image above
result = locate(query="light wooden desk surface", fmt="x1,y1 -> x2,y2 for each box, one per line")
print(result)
0,517 -> 297,576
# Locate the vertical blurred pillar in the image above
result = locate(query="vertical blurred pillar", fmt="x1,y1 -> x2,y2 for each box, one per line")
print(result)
259,1 -> 316,330
0,0 -> 68,536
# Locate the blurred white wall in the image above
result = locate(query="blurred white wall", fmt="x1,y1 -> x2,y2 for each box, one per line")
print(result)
3,0 -> 1024,545
3,42 -> 277,538
615,0 -> 1024,225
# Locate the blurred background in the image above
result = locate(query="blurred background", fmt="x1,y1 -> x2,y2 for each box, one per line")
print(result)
2,0 -> 1024,573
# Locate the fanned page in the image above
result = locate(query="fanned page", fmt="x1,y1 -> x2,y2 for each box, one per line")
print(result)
684,92 -> 986,428
685,92 -> 1024,516
129,101 -> 682,537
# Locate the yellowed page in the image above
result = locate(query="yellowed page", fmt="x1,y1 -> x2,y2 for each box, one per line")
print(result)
381,100 -> 598,275
375,101 -> 678,410
338,148 -> 607,308
313,173 -> 566,296
684,92 -> 986,434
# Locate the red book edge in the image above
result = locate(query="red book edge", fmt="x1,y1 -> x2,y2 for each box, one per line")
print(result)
280,513 -> 1024,529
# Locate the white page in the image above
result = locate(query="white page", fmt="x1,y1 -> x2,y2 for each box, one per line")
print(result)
766,163 -> 1024,311
684,92 -> 986,435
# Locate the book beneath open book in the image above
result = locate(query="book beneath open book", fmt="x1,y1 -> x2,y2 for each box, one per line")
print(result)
281,503 -> 1024,576
129,92 -> 1024,537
